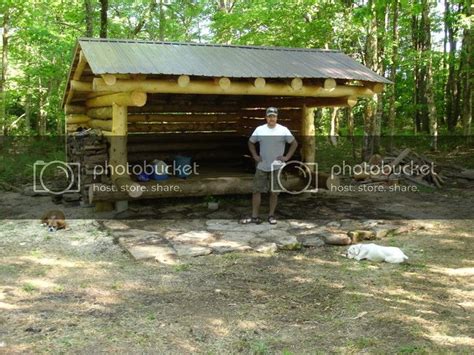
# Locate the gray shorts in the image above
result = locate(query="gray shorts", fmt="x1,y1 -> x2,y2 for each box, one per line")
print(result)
253,169 -> 283,193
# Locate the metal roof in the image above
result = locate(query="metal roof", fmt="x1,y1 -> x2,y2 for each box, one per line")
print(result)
77,38 -> 391,84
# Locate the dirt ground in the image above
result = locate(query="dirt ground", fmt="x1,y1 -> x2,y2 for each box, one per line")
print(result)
1,183 -> 473,353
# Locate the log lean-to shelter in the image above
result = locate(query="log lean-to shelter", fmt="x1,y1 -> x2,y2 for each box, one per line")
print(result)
62,38 -> 391,210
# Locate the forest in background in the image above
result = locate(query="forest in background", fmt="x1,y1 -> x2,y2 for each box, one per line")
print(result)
0,0 -> 472,144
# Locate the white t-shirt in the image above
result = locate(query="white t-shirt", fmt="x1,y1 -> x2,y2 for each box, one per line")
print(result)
249,123 -> 295,171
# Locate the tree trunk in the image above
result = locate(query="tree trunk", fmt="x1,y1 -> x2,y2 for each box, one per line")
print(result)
1,8 -> 9,135
461,0 -> 472,138
159,0 -> 165,41
422,0 -> 439,151
388,0 -> 399,150
445,1 -> 459,131
84,0 -> 94,37
329,108 -> 339,147
99,0 -> 108,38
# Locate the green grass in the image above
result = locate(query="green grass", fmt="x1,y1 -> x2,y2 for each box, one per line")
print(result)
174,263 -> 191,272
22,282 -> 38,293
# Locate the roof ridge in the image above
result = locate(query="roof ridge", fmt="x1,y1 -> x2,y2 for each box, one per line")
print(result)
77,37 -> 342,53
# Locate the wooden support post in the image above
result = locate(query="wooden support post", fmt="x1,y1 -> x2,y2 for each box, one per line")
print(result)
301,105 -> 316,171
347,96 -> 358,107
177,75 -> 190,87
108,103 -> 143,199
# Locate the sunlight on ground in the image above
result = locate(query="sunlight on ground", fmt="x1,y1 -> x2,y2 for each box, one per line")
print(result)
428,265 -> 474,277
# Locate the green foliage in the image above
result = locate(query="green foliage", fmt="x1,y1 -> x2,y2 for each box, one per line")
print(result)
0,0 -> 469,138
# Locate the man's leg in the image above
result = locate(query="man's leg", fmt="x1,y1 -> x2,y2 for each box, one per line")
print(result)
252,192 -> 261,217
269,192 -> 278,216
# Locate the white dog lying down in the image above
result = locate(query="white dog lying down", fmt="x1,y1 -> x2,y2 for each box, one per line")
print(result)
347,243 -> 408,264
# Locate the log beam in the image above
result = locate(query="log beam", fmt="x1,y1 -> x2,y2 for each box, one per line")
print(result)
86,91 -> 147,108
254,77 -> 266,89
92,78 -> 374,98
65,105 -> 86,114
89,119 -> 112,131
323,78 -> 337,91
73,51 -> 87,81
177,75 -> 190,87
67,114 -> 91,124
87,106 -> 113,119
93,78 -> 324,97
88,174 -> 306,202
363,81 -> 384,94
70,80 -> 93,92
291,78 -> 303,91
102,74 -> 117,86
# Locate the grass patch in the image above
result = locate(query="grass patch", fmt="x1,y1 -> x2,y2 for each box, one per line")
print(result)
174,263 -> 191,272
22,282 -> 38,293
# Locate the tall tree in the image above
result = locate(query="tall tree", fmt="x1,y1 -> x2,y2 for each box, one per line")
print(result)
0,7 -> 9,135
388,0 -> 399,149
422,0 -> 439,150
84,0 -> 94,37
100,0 -> 108,38
460,0 -> 472,137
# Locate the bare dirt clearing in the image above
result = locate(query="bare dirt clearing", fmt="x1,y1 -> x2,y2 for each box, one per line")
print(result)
1,185 -> 473,353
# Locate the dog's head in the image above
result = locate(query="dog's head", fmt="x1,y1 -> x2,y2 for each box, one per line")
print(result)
347,244 -> 361,259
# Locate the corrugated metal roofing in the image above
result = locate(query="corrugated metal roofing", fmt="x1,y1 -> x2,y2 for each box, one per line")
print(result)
77,38 -> 391,84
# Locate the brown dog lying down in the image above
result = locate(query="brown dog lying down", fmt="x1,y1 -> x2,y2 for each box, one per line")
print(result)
41,210 -> 66,232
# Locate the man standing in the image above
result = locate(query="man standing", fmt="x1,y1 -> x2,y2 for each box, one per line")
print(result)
240,107 -> 298,225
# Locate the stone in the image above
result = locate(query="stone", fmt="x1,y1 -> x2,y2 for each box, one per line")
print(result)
361,220 -> 380,229
101,220 -> 130,231
322,232 -> 352,246
347,230 -> 376,243
62,193 -> 82,202
120,240 -> 177,264
172,230 -> 216,245
206,219 -> 286,233
287,220 -> 320,229
326,221 -> 341,228
259,229 -> 292,239
173,244 -> 212,257
254,243 -> 278,253
217,231 -> 257,243
299,235 -> 325,247
273,234 -> 302,250
372,226 -> 398,239
209,240 -> 252,254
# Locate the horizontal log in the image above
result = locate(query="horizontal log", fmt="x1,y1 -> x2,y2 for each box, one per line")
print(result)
87,107 -> 113,119
102,74 -> 117,86
240,109 -> 302,119
86,91 -> 147,108
254,77 -> 266,89
71,80 -> 93,92
127,132 -> 245,143
362,81 -> 384,94
128,140 -> 244,153
323,78 -> 337,91
89,119 -> 112,131
89,173 -> 306,202
114,176 -> 143,198
315,172 -> 341,190
93,78 -> 326,97
242,96 -> 362,108
128,104 -> 240,114
291,78 -> 303,91
65,105 -> 86,114
128,114 -> 239,123
127,150 -> 246,163
128,122 -> 238,133
67,114 -> 91,124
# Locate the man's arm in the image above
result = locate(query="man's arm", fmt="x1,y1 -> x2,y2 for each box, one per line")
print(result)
248,140 -> 262,162
278,139 -> 298,162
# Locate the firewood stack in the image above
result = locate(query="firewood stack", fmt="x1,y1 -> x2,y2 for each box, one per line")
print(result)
67,129 -> 109,201
353,148 -> 446,188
